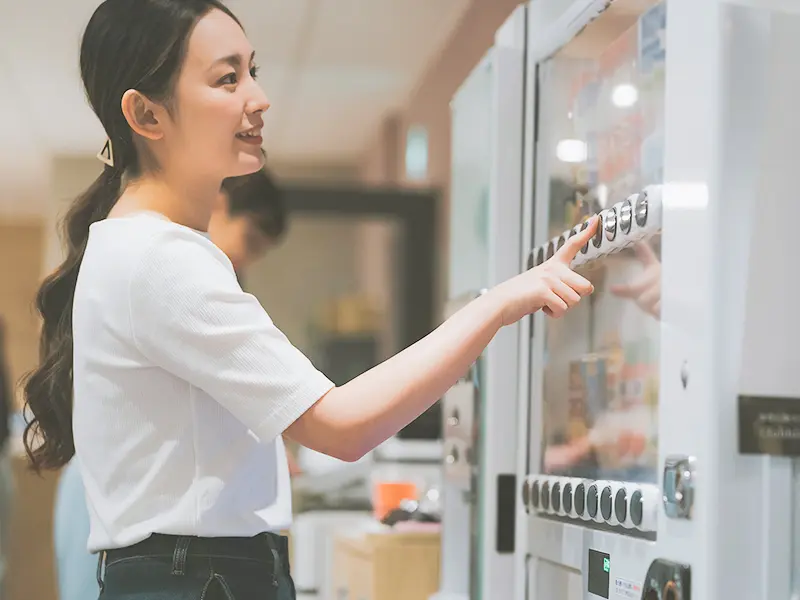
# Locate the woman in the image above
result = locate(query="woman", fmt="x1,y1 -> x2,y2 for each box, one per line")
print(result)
23,1 -> 598,598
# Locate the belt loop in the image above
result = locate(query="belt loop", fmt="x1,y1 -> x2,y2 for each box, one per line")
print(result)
171,536 -> 192,576
96,551 -> 106,594
264,533 -> 281,588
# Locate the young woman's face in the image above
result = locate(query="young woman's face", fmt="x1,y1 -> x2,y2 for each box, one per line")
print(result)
162,9 -> 269,180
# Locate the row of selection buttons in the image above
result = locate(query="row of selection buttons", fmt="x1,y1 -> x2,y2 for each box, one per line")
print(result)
528,185 -> 663,270
521,475 -> 659,533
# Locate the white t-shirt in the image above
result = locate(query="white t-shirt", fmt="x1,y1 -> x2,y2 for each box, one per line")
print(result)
71,212 -> 334,553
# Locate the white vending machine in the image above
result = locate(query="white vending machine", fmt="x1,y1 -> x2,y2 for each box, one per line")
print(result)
515,0 -> 800,599
435,6 -> 527,600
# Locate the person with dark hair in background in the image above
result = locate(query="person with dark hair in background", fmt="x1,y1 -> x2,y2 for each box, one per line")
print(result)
25,1 -> 597,597
54,168 -> 296,600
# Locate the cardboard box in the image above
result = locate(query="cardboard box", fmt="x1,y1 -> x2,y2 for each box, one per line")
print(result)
332,530 -> 440,600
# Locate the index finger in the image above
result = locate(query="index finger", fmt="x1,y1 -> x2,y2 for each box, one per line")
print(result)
554,215 -> 599,263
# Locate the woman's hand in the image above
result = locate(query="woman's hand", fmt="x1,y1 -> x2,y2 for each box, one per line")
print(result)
492,216 -> 599,326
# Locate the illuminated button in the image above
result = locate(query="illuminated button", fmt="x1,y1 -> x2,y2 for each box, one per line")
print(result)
630,490 -> 643,526
619,199 -> 633,234
604,208 -> 618,242
551,482 -> 561,512
541,482 -> 550,510
563,482 -> 573,513
600,486 -> 613,521
531,480 -> 541,509
587,484 -> 599,518
592,214 -> 604,248
614,488 -> 628,523
574,483 -> 585,515
580,221 -> 590,254
635,191 -> 649,227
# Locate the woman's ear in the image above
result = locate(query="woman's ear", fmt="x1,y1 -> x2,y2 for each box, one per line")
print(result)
120,89 -> 166,141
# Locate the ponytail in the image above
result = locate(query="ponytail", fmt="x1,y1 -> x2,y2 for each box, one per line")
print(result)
22,166 -> 122,472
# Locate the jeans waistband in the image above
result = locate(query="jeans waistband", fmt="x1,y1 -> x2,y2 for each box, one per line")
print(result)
99,532 -> 289,592
105,532 -> 289,565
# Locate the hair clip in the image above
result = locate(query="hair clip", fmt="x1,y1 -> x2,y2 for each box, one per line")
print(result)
97,138 -> 114,168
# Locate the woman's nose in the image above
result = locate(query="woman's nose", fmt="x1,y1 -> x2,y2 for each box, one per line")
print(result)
247,82 -> 271,114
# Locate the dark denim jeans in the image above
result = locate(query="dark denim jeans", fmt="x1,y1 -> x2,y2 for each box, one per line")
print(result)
97,532 -> 295,600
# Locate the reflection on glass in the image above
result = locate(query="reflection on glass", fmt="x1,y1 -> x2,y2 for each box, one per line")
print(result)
537,2 -> 666,484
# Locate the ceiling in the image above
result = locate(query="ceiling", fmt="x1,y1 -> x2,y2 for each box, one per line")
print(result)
0,0 -> 470,217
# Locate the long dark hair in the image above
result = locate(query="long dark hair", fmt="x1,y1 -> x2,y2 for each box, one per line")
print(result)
23,0 -> 240,472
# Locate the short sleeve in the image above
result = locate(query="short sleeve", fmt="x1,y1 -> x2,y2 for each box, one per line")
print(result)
128,230 -> 334,443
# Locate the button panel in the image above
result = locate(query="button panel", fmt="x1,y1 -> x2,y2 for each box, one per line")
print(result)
520,475 -> 659,534
528,185 -> 663,270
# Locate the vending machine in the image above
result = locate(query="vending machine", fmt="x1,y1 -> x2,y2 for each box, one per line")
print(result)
435,6 -> 527,600
515,0 -> 800,599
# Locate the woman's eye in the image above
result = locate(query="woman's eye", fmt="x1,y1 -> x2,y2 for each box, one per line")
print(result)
250,65 -> 260,80
219,72 -> 238,86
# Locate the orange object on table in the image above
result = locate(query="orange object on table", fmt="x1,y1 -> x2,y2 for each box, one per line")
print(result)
372,481 -> 418,520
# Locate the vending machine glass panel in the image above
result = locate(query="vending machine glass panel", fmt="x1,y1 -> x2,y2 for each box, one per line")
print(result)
530,2 -> 666,534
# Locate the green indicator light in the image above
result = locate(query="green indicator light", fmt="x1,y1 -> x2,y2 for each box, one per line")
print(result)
603,558 -> 610,573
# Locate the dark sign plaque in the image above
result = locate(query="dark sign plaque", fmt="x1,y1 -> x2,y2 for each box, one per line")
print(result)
739,395 -> 800,456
